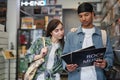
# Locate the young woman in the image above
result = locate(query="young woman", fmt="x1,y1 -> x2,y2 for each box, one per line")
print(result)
25,19 -> 64,80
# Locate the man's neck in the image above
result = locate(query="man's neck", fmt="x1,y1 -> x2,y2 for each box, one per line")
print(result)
82,24 -> 93,29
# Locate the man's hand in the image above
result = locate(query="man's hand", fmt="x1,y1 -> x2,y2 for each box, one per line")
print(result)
94,59 -> 107,69
66,64 -> 78,72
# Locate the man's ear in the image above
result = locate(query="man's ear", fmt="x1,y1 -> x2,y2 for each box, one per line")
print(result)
92,12 -> 96,19
92,12 -> 95,17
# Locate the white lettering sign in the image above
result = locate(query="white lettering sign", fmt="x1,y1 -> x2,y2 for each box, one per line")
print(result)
21,0 -> 46,6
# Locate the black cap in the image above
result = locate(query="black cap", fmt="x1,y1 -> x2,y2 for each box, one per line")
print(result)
77,2 -> 93,14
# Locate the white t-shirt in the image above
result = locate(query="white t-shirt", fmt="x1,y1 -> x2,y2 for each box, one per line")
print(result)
81,27 -> 97,80
115,24 -> 120,36
47,42 -> 60,69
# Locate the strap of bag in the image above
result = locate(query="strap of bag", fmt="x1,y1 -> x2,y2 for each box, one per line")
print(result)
42,37 -> 45,47
101,30 -> 107,47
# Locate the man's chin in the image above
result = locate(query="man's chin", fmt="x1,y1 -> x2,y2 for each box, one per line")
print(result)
82,24 -> 89,27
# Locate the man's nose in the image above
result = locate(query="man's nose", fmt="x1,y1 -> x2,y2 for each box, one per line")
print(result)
82,16 -> 86,20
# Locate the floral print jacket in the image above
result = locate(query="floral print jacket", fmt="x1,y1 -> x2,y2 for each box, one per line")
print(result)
25,37 -> 63,80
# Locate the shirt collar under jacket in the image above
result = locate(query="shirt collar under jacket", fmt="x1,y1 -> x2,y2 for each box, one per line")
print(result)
76,25 -> 102,36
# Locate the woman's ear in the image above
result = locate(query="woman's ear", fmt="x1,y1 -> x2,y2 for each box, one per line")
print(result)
50,32 -> 52,36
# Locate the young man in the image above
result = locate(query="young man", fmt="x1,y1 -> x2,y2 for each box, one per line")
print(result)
63,2 -> 114,80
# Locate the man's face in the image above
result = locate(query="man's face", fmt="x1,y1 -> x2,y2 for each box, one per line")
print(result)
78,12 -> 94,28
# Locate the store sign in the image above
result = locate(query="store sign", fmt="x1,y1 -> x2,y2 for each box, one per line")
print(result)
21,0 -> 46,6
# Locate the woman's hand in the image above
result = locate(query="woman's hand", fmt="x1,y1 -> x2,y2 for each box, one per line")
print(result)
94,59 -> 107,69
34,47 -> 48,60
40,47 -> 48,58
66,64 -> 78,72
70,28 -> 77,32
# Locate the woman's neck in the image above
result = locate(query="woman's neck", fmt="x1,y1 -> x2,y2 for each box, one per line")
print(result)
51,37 -> 59,43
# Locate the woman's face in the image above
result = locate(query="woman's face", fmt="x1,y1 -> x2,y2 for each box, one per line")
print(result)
51,23 -> 64,40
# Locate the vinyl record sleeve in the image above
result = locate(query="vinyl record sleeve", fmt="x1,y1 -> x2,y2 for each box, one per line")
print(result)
61,46 -> 106,67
